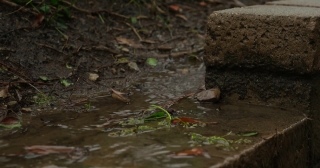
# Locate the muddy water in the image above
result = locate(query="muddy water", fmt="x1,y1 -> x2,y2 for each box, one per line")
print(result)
0,61 -> 305,168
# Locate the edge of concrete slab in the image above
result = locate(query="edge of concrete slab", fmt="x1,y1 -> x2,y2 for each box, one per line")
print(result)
266,0 -> 320,8
211,118 -> 312,168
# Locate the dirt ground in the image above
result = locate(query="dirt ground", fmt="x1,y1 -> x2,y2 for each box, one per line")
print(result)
0,0 -> 270,117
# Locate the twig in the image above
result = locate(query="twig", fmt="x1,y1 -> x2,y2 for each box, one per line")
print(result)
0,47 -> 15,52
0,61 -> 32,81
61,0 -> 91,14
2,0 -> 37,16
123,22 -> 142,41
61,0 -> 129,19
34,42 -> 67,55
0,81 -> 53,85
81,45 -> 120,55
97,10 -> 130,19
158,47 -> 204,58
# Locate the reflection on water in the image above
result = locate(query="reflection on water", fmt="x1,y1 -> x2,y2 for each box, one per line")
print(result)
0,61 -> 305,167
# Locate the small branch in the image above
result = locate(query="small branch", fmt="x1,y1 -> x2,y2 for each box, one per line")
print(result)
2,0 -> 37,16
34,42 -> 67,56
0,81 -> 53,85
81,45 -> 120,55
61,0 -> 129,19
124,22 -> 142,41
0,47 -> 15,52
97,10 -> 130,19
158,47 -> 204,58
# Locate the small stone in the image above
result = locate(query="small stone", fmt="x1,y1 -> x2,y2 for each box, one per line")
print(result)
7,101 -> 17,106
21,108 -> 32,113
88,73 -> 99,81
196,88 -> 220,102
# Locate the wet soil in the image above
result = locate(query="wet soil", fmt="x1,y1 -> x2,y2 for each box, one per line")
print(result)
0,61 -> 305,167
0,0 -> 289,167
0,0 -> 270,112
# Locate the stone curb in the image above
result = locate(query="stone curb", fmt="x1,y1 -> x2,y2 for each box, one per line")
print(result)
205,1 -> 320,167
205,5 -> 320,74
267,0 -> 320,8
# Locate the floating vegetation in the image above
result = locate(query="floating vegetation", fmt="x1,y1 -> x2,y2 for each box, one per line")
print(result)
190,132 -> 252,151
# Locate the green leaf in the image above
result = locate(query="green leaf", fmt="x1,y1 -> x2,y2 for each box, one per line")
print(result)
51,0 -> 59,5
0,117 -> 21,129
56,21 -> 68,29
131,17 -> 137,24
146,58 -> 157,66
39,5 -> 50,12
114,57 -> 129,64
0,122 -> 21,129
66,63 -> 72,69
61,79 -> 72,87
39,76 -> 48,81
236,131 -> 258,137
144,111 -> 166,121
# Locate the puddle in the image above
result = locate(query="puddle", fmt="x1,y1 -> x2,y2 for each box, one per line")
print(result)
0,60 -> 305,167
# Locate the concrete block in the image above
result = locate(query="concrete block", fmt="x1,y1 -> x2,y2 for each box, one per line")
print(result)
267,0 -> 320,8
205,5 -> 320,74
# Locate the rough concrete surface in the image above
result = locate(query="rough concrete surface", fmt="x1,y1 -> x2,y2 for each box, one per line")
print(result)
205,5 -> 320,74
205,3 -> 320,167
205,67 -> 312,110
211,118 -> 312,168
267,0 -> 320,8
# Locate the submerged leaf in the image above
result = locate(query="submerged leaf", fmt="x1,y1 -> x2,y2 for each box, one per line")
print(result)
0,117 -> 21,129
171,117 -> 206,126
236,131 -> 258,137
146,58 -> 157,66
25,145 -> 75,155
144,111 -> 166,121
110,88 -> 130,103
174,147 -> 204,156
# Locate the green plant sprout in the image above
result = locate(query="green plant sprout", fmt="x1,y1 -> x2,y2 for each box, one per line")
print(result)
84,101 -> 91,110
151,105 -> 172,120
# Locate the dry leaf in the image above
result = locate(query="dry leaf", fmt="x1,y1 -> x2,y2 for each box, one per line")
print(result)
175,14 -> 188,21
0,86 -> 9,98
116,37 -> 144,48
32,14 -> 45,28
199,1 -> 207,6
141,39 -> 157,44
169,5 -> 180,12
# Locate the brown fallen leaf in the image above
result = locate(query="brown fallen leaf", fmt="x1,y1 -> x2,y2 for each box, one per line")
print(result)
169,5 -> 180,12
174,147 -> 204,156
171,117 -> 203,125
116,37 -> 144,48
25,145 -> 75,155
0,85 -> 9,98
175,14 -> 188,21
110,88 -> 131,103
32,13 -> 45,28
0,117 -> 19,125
